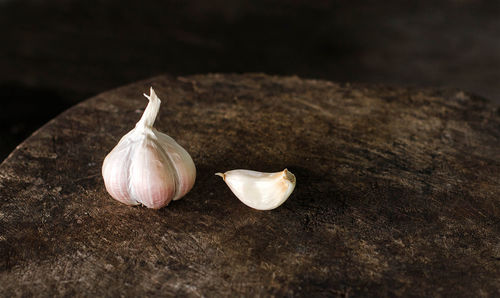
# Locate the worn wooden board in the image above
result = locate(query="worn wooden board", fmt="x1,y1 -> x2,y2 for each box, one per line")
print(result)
0,74 -> 499,296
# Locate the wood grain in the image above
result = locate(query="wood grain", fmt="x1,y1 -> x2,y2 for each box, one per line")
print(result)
0,74 -> 499,296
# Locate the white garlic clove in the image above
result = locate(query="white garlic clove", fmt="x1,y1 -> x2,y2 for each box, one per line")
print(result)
154,132 -> 197,200
102,144 -> 137,206
128,139 -> 177,209
102,87 -> 196,209
215,169 -> 296,210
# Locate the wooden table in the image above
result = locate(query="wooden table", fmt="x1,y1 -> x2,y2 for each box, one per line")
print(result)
1,74 -> 499,296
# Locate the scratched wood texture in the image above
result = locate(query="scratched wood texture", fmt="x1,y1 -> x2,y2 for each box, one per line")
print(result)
0,74 -> 499,296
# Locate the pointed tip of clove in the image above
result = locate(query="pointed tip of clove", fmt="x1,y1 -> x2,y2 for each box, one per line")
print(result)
215,172 -> 225,180
283,168 -> 296,184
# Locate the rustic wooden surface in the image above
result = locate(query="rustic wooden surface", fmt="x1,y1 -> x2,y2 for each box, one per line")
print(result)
0,74 -> 499,296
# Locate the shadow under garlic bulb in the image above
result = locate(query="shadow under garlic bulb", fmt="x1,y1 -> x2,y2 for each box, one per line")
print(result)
102,88 -> 196,209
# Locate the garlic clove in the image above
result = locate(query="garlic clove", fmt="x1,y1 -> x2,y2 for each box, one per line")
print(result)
154,132 -> 196,200
102,144 -> 138,206
102,87 -> 196,209
128,139 -> 177,209
215,169 -> 296,210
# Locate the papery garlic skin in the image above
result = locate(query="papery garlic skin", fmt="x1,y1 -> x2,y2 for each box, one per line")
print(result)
215,169 -> 296,210
102,88 -> 196,209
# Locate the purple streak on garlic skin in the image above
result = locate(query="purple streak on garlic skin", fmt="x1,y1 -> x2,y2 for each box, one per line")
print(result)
102,87 -> 196,209
129,140 -> 176,209
154,131 -> 196,200
102,140 -> 138,206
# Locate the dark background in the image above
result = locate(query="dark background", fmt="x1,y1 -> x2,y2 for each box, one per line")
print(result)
1,0 -> 499,161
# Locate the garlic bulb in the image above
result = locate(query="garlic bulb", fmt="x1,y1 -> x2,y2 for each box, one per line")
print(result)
102,87 -> 196,209
215,169 -> 296,210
